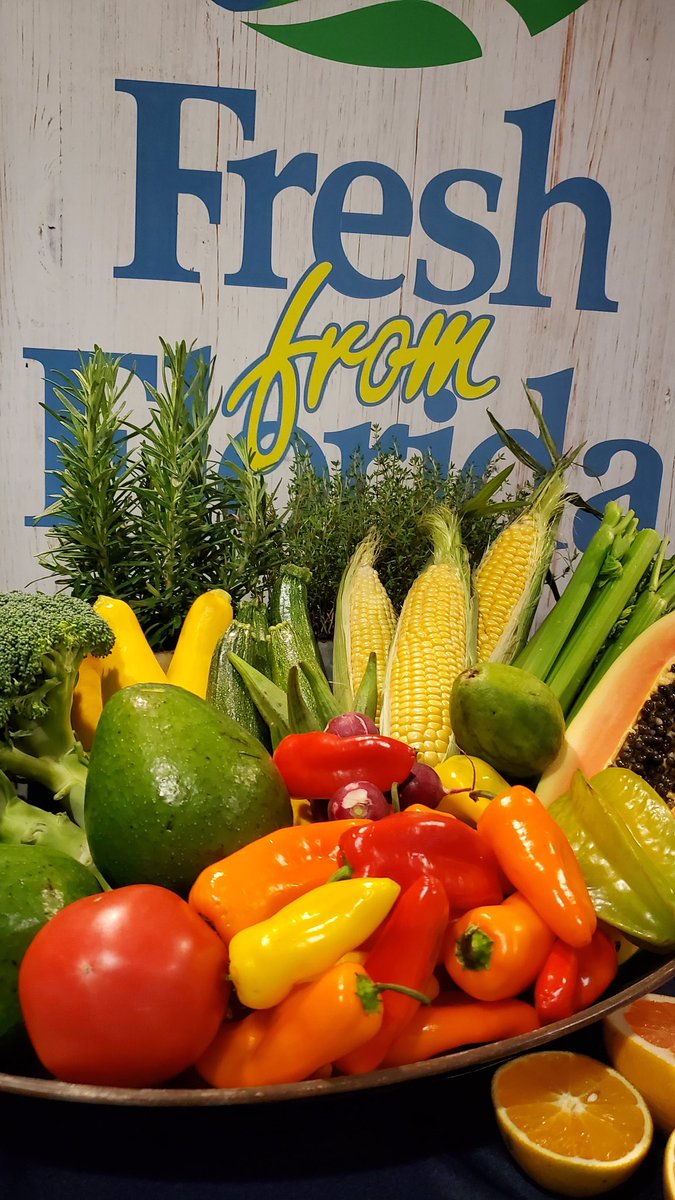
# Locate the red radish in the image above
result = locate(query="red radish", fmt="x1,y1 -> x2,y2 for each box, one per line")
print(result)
328,780 -> 391,821
396,764 -> 447,810
327,713 -> 380,737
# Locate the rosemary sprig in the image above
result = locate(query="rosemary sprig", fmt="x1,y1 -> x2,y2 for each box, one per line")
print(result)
38,347 -> 137,601
127,340 -> 235,648
221,437 -> 286,603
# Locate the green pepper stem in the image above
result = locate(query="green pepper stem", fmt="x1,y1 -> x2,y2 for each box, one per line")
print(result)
328,863 -> 354,883
455,924 -> 494,971
376,981 -> 432,1004
355,972 -> 431,1015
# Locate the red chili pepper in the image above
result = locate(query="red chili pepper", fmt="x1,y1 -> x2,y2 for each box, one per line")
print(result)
273,732 -> 417,800
535,925 -> 619,1025
336,874 -> 450,1075
339,809 -> 504,915
534,939 -> 580,1024
574,926 -> 619,1011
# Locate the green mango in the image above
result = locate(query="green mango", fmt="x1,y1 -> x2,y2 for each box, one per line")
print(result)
84,683 -> 292,896
450,662 -> 565,778
0,845 -> 100,1056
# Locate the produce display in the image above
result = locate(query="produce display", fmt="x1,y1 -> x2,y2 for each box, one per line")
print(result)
2,373 -> 675,1195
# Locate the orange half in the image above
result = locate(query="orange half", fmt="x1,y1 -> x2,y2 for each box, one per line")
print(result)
492,1050 -> 653,1196
604,992 -> 675,1132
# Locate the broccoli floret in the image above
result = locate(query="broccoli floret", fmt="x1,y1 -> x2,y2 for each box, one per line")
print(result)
0,592 -> 114,826
0,767 -> 108,888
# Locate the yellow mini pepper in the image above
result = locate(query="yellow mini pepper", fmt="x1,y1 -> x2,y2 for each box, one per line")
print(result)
228,877 -> 400,1010
167,589 -> 233,699
435,755 -> 508,825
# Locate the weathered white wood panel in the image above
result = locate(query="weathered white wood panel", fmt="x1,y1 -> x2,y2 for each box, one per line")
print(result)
1,0 -> 674,590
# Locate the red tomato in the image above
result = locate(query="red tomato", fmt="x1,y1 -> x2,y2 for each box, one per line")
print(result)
18,884 -> 231,1088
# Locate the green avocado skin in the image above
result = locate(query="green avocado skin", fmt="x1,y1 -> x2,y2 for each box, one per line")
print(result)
84,684 -> 292,897
450,663 -> 565,778
0,846 -> 100,1052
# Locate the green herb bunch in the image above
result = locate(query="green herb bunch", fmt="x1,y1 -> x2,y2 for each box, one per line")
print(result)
281,433 -> 529,640
39,344 -> 532,650
39,342 -> 292,648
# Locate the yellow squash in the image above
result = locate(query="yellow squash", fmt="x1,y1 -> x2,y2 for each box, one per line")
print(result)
94,596 -> 167,702
166,589 -> 234,699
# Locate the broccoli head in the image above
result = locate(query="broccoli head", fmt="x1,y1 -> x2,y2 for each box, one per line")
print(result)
0,592 -> 115,825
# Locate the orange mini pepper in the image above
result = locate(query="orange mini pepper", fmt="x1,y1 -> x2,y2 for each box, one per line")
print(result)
381,993 -> 540,1067
196,960 -> 388,1089
444,892 -> 556,1003
189,819 -> 367,946
477,786 -> 597,949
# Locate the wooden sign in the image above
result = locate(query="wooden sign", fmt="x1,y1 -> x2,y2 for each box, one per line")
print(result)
1,0 -> 673,588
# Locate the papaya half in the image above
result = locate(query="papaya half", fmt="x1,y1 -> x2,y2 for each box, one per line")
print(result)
537,611 -> 675,808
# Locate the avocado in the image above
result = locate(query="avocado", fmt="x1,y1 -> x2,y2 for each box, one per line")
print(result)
450,662 -> 565,779
0,845 -> 100,1055
84,683 -> 292,896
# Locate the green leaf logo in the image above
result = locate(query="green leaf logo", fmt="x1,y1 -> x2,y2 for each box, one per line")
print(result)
212,0 -> 595,69
502,0 -> 591,35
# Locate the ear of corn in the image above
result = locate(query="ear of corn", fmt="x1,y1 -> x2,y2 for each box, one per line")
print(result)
472,465 -> 567,665
332,532 -> 397,718
379,507 -> 473,767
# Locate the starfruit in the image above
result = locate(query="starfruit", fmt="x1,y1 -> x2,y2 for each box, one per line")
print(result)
549,767 -> 675,952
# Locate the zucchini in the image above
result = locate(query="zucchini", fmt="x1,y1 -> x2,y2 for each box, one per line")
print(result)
237,597 -> 271,654
269,621 -> 323,722
206,620 -> 271,748
228,653 -> 290,743
286,666 -> 323,733
270,566 -> 326,678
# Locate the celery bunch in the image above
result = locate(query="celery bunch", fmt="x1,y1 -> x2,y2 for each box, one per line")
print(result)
514,502 -> 675,717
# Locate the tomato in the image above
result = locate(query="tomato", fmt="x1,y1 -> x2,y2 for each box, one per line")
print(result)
18,884 -> 231,1088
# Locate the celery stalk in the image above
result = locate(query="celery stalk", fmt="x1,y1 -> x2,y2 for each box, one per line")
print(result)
545,527 -> 663,715
568,548 -> 675,718
514,502 -> 635,680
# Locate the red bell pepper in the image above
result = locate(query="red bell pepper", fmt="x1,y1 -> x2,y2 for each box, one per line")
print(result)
335,874 -> 449,1075
339,808 -> 504,915
273,731 -> 417,800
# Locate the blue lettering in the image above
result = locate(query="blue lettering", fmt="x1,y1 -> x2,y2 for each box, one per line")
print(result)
491,100 -> 618,312
312,162 -> 413,299
464,367 -> 574,478
227,151 -> 318,289
114,80 -> 256,283
414,169 -> 502,304
574,439 -> 664,549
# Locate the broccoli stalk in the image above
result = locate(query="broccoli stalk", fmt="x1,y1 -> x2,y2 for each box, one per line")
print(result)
0,592 -> 115,827
0,769 -> 108,888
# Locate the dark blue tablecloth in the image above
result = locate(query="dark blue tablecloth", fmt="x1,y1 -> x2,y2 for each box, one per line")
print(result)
1,985 -> 673,1200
